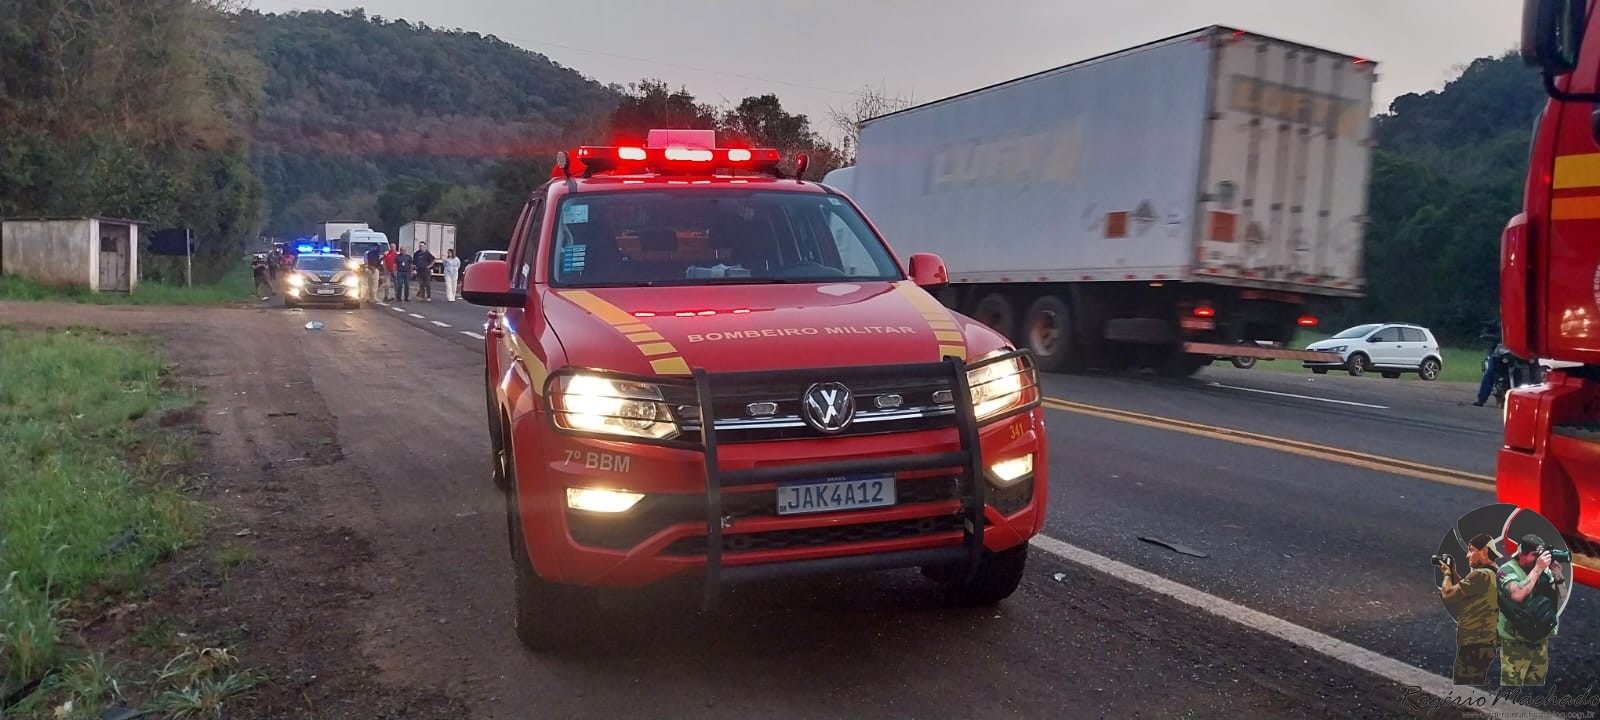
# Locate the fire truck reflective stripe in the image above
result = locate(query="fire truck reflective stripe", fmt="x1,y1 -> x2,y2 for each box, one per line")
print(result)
559,290 -> 638,326
650,357 -> 691,375
893,281 -> 968,360
1551,195 -> 1600,220
617,324 -> 651,334
636,342 -> 677,356
1553,152 -> 1600,189
626,331 -> 664,342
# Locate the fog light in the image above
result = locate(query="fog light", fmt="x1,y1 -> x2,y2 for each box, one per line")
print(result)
566,487 -> 644,513
989,454 -> 1033,485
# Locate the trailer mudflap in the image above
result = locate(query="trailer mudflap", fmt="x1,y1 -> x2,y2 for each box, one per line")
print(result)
1185,342 -> 1342,363
691,350 -> 1039,609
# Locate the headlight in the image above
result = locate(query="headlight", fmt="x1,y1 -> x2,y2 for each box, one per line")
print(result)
287,273 -> 305,287
342,274 -> 360,288
550,374 -> 679,440
967,351 -> 1030,421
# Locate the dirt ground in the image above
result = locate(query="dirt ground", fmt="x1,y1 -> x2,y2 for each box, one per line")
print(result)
0,300 -> 1475,719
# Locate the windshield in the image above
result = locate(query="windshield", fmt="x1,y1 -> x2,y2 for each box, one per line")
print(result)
296,256 -> 346,272
548,189 -> 903,287
1331,324 -> 1381,340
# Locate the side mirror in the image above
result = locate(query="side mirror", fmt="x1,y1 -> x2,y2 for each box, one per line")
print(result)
1523,0 -> 1584,75
908,253 -> 948,292
461,260 -> 526,308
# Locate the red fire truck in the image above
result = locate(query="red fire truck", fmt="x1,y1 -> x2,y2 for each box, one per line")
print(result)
1500,0 -> 1600,588
460,129 -> 1049,649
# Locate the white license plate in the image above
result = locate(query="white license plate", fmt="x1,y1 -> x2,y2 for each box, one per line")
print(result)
776,475 -> 895,516
315,288 -> 336,295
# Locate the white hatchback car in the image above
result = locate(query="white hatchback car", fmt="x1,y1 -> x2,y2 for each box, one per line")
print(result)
1303,323 -> 1443,380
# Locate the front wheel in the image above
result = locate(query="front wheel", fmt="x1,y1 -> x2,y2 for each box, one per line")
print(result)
1419,357 -> 1442,382
504,446 -> 589,651
1346,353 -> 1369,377
940,544 -> 1029,607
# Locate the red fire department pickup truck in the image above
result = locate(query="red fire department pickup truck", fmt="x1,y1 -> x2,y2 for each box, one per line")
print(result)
460,130 -> 1048,650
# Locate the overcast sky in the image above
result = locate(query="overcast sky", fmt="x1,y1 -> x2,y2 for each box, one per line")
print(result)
251,0 -> 1522,143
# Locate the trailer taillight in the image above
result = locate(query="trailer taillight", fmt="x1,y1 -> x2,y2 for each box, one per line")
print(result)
1298,316 -> 1318,327
1193,307 -> 1216,318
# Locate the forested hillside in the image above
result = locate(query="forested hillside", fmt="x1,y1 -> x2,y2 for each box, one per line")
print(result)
237,8 -> 617,237
1336,53 -> 1546,344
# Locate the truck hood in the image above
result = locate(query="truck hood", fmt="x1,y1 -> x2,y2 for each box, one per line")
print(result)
540,281 -> 1007,375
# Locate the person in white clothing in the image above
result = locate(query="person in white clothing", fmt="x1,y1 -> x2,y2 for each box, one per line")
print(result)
443,248 -> 462,301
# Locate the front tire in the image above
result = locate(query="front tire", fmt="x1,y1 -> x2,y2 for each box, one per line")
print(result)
941,544 -> 1030,607
504,444 -> 588,652
1346,353 -> 1370,377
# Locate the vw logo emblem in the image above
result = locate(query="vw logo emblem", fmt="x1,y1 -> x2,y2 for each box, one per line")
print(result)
801,382 -> 856,433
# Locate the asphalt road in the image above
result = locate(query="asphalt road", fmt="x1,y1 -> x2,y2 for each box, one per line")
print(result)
361,289 -> 1598,693
35,293 -> 1593,718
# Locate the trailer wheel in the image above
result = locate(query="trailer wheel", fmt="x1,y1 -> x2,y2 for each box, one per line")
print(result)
1153,348 -> 1206,379
1022,295 -> 1084,373
1230,356 -> 1257,370
971,293 -> 1018,341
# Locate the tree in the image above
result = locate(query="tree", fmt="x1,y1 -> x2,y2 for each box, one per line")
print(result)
719,94 -> 842,178
826,84 -> 914,164
606,78 -> 718,144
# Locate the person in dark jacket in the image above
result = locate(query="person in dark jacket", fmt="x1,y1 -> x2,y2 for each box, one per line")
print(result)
1474,319 -> 1500,407
413,242 -> 436,302
395,249 -> 413,302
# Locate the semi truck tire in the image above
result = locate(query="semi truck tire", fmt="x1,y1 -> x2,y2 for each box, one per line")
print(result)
971,292 -> 1018,342
1154,347 -> 1207,378
1022,295 -> 1086,373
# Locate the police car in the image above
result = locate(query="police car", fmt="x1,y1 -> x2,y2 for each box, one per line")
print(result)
284,249 -> 362,309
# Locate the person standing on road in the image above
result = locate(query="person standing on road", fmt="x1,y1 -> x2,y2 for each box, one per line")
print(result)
442,248 -> 461,301
1440,533 -> 1498,685
395,247 -> 413,302
1474,319 -> 1500,407
252,255 -> 273,298
382,244 -> 399,302
413,242 -> 436,302
1496,534 -> 1564,686
363,244 -> 384,302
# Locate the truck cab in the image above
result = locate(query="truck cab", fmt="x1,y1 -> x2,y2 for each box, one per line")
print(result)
461,130 -> 1048,650
1499,0 -> 1600,588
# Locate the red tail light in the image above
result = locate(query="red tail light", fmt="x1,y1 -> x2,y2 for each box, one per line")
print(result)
1297,316 -> 1318,327
1193,307 -> 1216,318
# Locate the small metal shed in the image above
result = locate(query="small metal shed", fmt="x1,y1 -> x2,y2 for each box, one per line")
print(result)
0,217 -> 143,293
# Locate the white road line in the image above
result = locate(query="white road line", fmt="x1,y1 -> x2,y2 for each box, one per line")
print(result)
461,331 -> 485,340
1207,382 -> 1389,409
390,307 -> 405,313
1028,534 -> 1547,718
430,320 -> 450,328
409,313 -> 426,319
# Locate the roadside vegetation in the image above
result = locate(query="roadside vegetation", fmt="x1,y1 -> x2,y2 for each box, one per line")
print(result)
0,265 -> 256,306
0,327 -> 257,718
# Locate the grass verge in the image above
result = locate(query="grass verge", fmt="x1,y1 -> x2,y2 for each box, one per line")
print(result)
1237,330 -> 1483,384
0,326 -> 257,718
0,265 -> 255,306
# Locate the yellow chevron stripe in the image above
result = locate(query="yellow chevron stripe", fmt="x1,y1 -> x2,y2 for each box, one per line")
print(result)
636,342 -> 677,356
938,344 -> 966,359
650,357 -> 691,375
559,290 -> 637,326
935,331 -> 965,343
617,323 -> 651,334
626,331 -> 664,342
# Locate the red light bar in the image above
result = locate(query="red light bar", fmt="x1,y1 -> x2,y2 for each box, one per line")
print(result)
566,145 -> 782,176
1297,316 -> 1318,327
